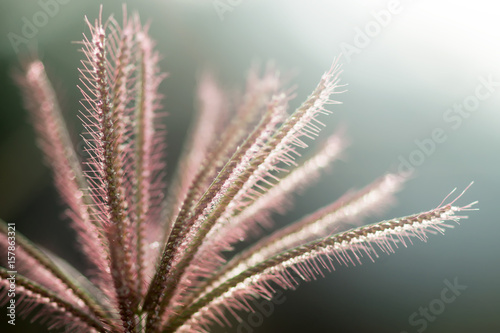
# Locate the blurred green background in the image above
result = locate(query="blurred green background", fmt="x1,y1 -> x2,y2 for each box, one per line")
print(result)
0,1 -> 499,332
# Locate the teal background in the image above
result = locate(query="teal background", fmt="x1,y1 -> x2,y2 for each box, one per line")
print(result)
0,1 -> 499,332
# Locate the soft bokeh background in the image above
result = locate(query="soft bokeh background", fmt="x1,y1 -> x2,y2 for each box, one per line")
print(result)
0,1 -> 499,332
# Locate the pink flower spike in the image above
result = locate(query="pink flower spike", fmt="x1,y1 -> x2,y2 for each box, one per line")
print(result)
3,7 -> 478,333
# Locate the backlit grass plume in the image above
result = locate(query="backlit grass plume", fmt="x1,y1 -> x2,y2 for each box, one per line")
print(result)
0,7 -> 476,333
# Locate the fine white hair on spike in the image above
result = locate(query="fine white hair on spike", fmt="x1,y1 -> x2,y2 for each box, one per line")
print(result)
217,130 -> 346,239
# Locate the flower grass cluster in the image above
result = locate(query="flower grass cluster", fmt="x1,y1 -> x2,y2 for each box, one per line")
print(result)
0,7 -> 476,333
